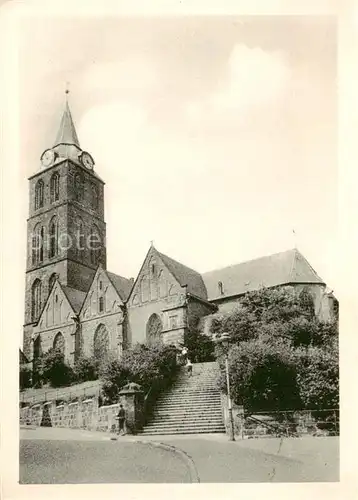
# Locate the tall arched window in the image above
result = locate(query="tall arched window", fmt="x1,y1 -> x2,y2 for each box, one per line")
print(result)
93,324 -> 109,364
31,279 -> 42,322
49,217 -> 58,258
76,218 -> 85,259
35,179 -> 44,210
91,183 -> 98,209
90,225 -> 101,265
146,314 -> 163,345
74,173 -> 84,201
32,224 -> 44,265
50,172 -> 60,203
49,273 -> 57,291
53,332 -> 65,358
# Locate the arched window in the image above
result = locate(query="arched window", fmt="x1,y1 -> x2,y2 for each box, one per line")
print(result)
31,279 -> 42,322
53,332 -> 65,358
90,225 -> 101,265
49,217 -> 58,258
218,281 -> 224,295
76,217 -> 85,259
49,273 -> 57,291
50,172 -> 60,203
146,314 -> 163,345
74,173 -> 84,201
32,224 -> 44,265
35,179 -> 44,210
93,324 -> 109,364
91,183 -> 98,209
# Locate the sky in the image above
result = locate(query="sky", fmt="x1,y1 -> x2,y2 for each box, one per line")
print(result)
17,16 -> 337,280
6,13 -> 338,341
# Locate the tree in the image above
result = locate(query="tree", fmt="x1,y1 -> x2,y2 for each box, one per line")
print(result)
73,355 -> 99,383
218,338 -> 301,411
20,365 -> 32,390
212,286 -> 338,412
100,343 -> 178,404
37,348 -> 74,388
296,342 -> 339,410
184,330 -> 215,363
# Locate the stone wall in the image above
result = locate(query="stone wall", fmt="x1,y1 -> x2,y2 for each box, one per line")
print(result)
219,394 -> 339,438
20,391 -> 144,435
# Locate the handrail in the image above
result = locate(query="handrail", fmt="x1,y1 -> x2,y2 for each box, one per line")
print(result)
245,414 -> 296,437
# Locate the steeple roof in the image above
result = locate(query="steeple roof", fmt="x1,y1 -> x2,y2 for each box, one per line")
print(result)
54,101 -> 80,148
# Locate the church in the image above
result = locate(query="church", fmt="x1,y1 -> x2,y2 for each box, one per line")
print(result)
22,101 -> 337,367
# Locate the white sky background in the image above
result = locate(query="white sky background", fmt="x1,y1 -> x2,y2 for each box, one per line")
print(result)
14,15 -> 337,335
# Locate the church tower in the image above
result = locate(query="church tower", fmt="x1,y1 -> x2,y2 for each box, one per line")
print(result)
23,98 -> 106,358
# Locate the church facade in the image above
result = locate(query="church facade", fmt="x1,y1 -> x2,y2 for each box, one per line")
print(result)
23,101 -> 337,366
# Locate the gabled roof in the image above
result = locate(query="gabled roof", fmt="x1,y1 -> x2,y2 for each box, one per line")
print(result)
54,101 -> 80,147
61,285 -> 87,314
202,249 -> 324,301
157,251 -> 208,300
107,271 -> 133,301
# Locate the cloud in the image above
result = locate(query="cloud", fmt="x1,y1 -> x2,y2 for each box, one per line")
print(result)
186,44 -> 291,122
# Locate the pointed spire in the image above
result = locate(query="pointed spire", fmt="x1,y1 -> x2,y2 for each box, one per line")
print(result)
54,94 -> 80,148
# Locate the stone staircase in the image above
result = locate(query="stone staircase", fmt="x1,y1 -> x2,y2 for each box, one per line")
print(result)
140,361 -> 225,435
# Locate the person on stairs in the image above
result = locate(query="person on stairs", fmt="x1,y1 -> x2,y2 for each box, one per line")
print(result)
181,346 -> 188,365
186,359 -> 193,377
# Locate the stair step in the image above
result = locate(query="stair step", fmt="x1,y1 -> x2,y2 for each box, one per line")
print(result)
145,422 -> 224,430
146,420 -> 224,428
141,426 -> 225,435
154,409 -> 223,416
156,400 -> 221,407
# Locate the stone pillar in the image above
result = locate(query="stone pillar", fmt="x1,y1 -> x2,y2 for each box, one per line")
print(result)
118,383 -> 144,435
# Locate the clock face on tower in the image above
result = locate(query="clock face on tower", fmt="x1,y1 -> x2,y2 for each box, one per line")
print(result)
80,151 -> 95,170
41,149 -> 55,168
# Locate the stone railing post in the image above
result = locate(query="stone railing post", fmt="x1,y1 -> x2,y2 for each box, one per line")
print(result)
118,382 -> 144,435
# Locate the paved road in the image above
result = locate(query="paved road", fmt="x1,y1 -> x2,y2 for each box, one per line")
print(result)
20,438 -> 192,483
158,436 -> 339,482
20,427 -> 339,483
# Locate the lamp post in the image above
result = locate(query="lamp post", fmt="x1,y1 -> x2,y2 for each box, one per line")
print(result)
214,332 -> 235,441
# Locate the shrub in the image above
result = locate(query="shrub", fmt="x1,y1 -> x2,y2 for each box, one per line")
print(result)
296,342 -> 339,410
37,348 -> 74,388
100,343 -> 179,404
184,330 -> 215,363
20,365 -> 32,390
211,286 -> 339,412
73,355 -> 99,383
218,338 -> 301,411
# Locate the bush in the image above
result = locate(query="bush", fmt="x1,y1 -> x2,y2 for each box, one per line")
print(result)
73,355 -> 99,383
20,365 -> 32,390
100,343 -> 179,404
37,348 -> 74,388
184,330 -> 215,363
219,338 -> 301,411
211,286 -> 339,412
296,342 -> 339,410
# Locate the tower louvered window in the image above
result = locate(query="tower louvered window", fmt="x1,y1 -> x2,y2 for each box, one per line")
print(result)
50,172 -> 60,203
35,180 -> 44,209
